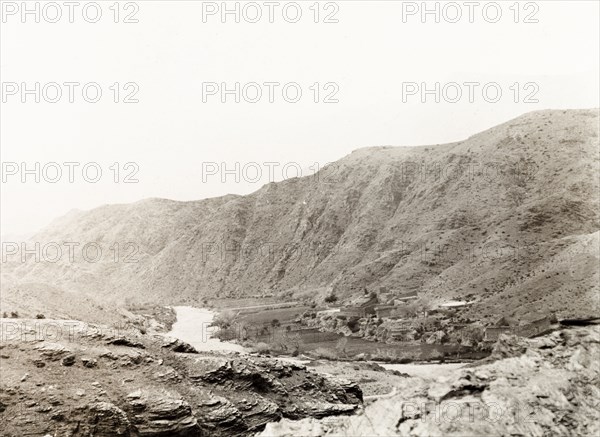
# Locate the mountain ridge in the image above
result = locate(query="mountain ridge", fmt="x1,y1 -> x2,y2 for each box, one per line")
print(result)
2,109 -> 599,322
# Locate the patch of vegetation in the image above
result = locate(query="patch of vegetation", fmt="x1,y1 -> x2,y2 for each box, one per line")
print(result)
324,293 -> 338,303
310,347 -> 340,360
212,310 -> 237,329
347,317 -> 361,333
335,337 -> 348,357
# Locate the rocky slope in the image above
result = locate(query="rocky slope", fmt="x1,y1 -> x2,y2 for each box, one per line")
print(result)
260,324 -> 600,436
2,109 -> 598,321
0,318 -> 361,436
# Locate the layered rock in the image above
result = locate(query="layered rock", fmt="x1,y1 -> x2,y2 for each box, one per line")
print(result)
0,319 -> 361,436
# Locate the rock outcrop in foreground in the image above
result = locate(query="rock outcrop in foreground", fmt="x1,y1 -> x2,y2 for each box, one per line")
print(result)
260,325 -> 600,436
0,319 -> 361,436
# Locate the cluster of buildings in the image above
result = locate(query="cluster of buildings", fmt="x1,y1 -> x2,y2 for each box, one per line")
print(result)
338,289 -> 419,319
335,288 -> 557,343
338,288 -> 476,320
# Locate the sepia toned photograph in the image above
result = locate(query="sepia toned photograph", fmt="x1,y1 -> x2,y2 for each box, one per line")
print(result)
0,1 -> 599,436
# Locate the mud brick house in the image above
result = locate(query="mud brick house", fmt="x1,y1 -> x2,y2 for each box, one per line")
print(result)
515,315 -> 557,338
484,316 -> 514,342
393,290 -> 418,305
374,305 -> 396,318
484,314 -> 557,342
389,320 -> 413,340
483,326 -> 513,342
340,296 -> 379,318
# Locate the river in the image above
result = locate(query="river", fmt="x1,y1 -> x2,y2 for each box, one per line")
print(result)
166,306 -> 467,378
166,306 -> 246,353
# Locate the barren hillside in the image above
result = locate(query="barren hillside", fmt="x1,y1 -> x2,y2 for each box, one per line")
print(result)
2,109 -> 598,321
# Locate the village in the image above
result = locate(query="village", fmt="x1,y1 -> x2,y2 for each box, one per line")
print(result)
210,288 -> 558,362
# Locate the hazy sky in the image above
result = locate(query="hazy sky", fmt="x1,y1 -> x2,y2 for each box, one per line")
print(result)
1,0 -> 599,236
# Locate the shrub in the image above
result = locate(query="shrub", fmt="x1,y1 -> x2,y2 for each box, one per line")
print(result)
425,349 -> 446,361
2,312 -> 7,318
213,328 -> 236,341
10,311 -> 18,318
212,310 -> 237,329
460,325 -> 484,348
347,317 -> 361,333
35,314 -> 45,319
311,347 -> 339,360
324,293 -> 338,303
252,342 -> 271,355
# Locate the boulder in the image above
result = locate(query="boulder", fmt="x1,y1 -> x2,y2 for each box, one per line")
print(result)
85,402 -> 132,436
126,389 -> 200,436
161,337 -> 198,354
81,357 -> 98,368
61,354 -> 76,366
35,342 -> 71,361
107,337 -> 146,349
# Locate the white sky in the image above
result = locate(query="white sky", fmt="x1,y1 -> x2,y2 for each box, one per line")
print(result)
1,0 -> 599,236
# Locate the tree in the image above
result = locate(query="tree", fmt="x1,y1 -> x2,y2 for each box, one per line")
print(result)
461,325 -> 484,348
335,337 -> 348,357
270,330 -> 295,353
287,332 -> 303,355
212,310 -> 237,329
347,317 -> 360,333
414,297 -> 432,316
271,319 -> 281,328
